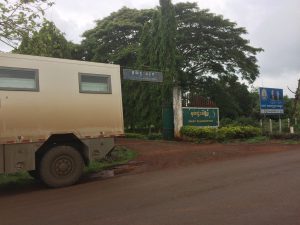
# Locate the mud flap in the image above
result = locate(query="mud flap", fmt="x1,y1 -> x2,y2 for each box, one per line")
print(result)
0,145 -> 4,173
82,138 -> 114,161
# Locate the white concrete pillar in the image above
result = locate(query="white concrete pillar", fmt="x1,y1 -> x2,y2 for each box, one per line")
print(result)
173,86 -> 183,138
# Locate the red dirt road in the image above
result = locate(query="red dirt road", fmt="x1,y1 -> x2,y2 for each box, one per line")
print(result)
116,139 -> 295,171
1,139 -> 300,225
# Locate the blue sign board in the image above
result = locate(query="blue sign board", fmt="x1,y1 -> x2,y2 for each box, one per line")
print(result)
123,69 -> 163,83
259,87 -> 284,115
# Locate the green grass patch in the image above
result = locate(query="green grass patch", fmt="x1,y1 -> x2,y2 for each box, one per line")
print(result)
280,140 -> 300,145
84,146 -> 137,174
0,172 -> 35,188
241,136 -> 269,144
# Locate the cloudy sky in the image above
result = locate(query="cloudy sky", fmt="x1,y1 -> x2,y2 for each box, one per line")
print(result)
4,0 -> 300,96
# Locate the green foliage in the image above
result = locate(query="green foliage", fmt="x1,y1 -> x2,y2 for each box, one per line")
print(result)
0,172 -> 35,189
180,126 -> 217,139
14,20 -> 76,59
125,132 -> 162,140
81,2 -> 262,130
84,146 -> 137,174
82,7 -> 154,64
0,0 -> 54,48
191,76 -> 259,119
175,2 -> 262,84
157,0 -> 178,101
148,133 -> 163,140
180,125 -> 261,141
242,136 -> 269,144
125,133 -> 147,139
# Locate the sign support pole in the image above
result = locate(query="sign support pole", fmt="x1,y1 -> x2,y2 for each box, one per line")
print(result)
279,115 -> 282,134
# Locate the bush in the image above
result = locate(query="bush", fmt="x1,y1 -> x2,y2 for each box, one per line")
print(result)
125,133 -> 162,140
180,126 -> 217,139
148,133 -> 163,140
125,133 -> 147,139
180,126 -> 261,141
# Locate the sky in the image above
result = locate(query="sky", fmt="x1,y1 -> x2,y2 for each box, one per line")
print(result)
2,0 -> 300,97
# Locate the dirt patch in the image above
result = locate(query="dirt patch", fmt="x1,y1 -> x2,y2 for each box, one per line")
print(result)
116,138 -> 299,172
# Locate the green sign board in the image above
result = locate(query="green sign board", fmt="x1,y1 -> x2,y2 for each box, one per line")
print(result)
183,107 -> 219,127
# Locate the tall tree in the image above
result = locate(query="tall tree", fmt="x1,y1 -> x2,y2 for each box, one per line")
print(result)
156,0 -> 178,102
174,2 -> 262,87
0,0 -> 54,48
81,2 -> 263,128
193,76 -> 257,119
82,7 -> 154,65
14,20 -> 79,59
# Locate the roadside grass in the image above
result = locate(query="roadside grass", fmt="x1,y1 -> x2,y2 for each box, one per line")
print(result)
241,136 -> 270,144
125,133 -> 162,140
280,140 -> 300,145
0,146 -> 137,190
84,146 -> 137,174
0,172 -> 36,188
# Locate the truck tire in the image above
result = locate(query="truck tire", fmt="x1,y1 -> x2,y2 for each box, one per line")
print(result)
39,145 -> 84,188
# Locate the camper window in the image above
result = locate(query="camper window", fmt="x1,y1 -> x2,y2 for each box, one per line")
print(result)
0,67 -> 39,91
79,73 -> 111,94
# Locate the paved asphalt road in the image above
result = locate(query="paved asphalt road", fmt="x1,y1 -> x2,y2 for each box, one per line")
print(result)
1,149 -> 300,225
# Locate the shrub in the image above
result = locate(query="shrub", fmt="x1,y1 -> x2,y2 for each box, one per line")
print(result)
147,133 -> 163,140
125,133 -> 147,139
180,126 -> 261,142
180,126 -> 217,139
125,132 -> 162,140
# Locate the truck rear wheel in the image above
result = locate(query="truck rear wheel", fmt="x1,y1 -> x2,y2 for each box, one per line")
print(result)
39,145 -> 84,188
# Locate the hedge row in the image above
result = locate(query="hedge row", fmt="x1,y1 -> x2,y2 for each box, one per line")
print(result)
180,126 -> 261,141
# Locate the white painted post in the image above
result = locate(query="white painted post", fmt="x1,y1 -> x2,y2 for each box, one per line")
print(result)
269,119 -> 273,134
260,119 -> 263,127
173,86 -> 183,138
279,118 -> 282,133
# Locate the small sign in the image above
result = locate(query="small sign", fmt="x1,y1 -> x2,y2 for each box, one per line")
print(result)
183,107 -> 219,127
123,69 -> 163,83
259,87 -> 284,115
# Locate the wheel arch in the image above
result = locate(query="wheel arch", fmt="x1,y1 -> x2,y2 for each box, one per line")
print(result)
36,133 -> 89,166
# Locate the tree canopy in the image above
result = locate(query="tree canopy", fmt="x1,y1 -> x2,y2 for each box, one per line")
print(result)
80,2 -> 263,129
14,20 -> 77,58
82,2 -> 262,84
0,0 -> 54,48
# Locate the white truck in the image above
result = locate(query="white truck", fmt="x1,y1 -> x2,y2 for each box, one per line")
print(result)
0,53 -> 124,187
